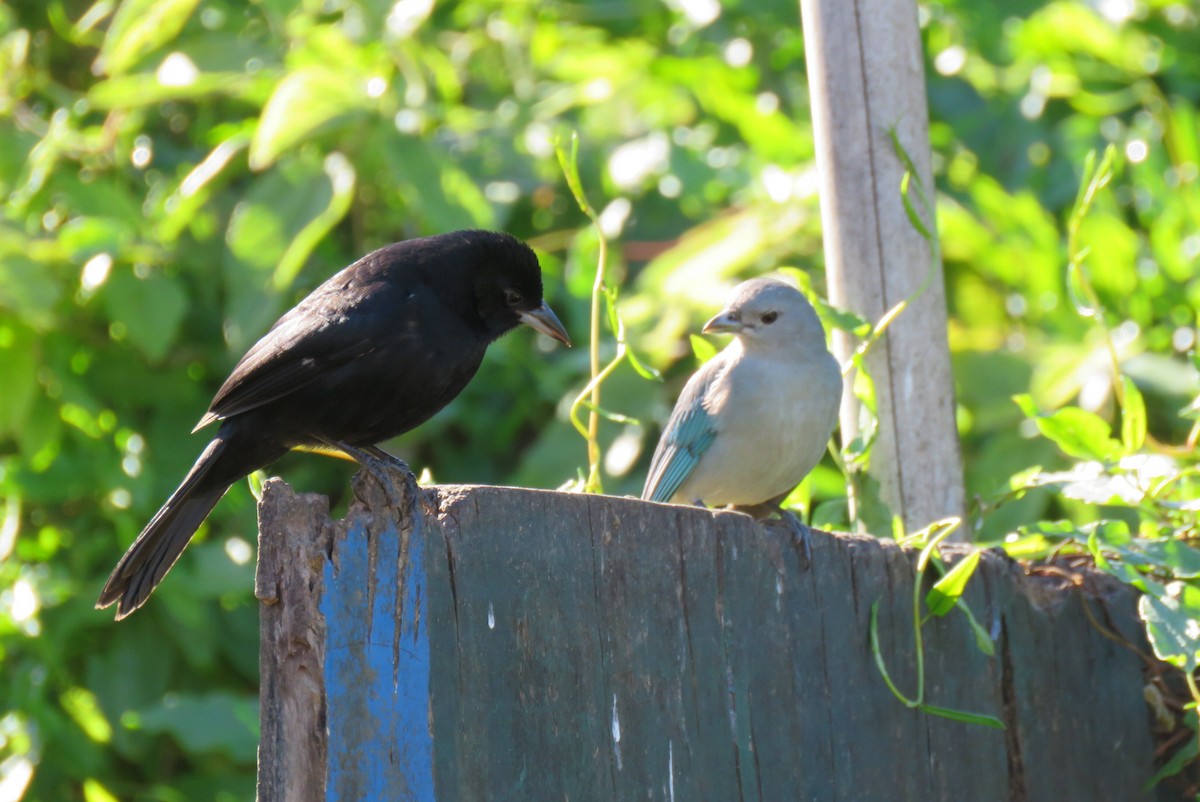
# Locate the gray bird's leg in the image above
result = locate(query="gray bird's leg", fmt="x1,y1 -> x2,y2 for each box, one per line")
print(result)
777,505 -> 812,563
731,495 -> 812,563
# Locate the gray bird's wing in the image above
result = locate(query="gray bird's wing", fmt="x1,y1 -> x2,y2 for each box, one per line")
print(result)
641,359 -> 724,503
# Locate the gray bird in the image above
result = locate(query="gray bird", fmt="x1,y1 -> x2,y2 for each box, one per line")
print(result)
642,277 -> 842,539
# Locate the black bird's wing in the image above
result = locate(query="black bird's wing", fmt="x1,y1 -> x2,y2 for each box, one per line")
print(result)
195,317 -> 371,430
194,274 -> 409,432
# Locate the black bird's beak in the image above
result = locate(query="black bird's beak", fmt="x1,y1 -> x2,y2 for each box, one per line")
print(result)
519,302 -> 571,346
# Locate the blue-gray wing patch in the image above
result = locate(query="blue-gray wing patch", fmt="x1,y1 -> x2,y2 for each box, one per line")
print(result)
642,360 -> 724,503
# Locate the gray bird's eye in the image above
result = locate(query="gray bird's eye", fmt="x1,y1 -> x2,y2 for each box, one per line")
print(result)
761,311 -> 778,324
505,289 -> 524,306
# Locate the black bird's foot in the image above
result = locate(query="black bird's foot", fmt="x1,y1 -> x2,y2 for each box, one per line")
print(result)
334,442 -> 418,514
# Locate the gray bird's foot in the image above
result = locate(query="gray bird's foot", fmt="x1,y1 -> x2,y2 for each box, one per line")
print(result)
779,508 -> 813,566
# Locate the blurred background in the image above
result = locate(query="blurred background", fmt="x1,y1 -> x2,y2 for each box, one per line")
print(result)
0,0 -> 1197,798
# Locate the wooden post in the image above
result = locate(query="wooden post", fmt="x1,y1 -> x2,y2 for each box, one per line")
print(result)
257,471 -> 434,801
799,0 -> 966,535
256,477 -> 1163,801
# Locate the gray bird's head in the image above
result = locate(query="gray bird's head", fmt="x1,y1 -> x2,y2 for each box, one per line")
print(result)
702,277 -> 827,349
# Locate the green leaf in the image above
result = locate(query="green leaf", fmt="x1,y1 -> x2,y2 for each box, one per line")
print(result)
956,600 -> 996,657
103,268 -> 189,362
1012,395 -> 1122,461
134,692 -> 259,759
250,67 -> 371,170
57,217 -> 137,259
689,333 -> 717,363
918,703 -> 1005,730
555,133 -> 595,218
82,779 -> 120,802
0,325 -> 40,437
222,157 -> 353,345
814,300 -> 872,339
624,344 -> 661,381
271,152 -> 356,290
1143,714 -> 1198,790
1139,587 -> 1200,674
1040,407 -> 1118,459
0,257 -> 62,330
1181,392 -> 1200,421
1119,376 -> 1146,454
88,73 -> 270,109
247,471 -> 266,502
94,0 -> 201,76
926,550 -> 981,617
1134,540 -> 1200,580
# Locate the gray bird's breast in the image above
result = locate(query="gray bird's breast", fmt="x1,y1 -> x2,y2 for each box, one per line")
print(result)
680,348 -> 842,507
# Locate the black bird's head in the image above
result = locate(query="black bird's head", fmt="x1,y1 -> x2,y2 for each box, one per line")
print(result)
466,231 -> 571,346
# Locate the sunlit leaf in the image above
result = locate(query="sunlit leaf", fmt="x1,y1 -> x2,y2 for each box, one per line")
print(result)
1012,395 -> 1122,461
555,133 -> 595,217
926,550 -> 980,617
82,780 -> 120,802
689,333 -> 717,363
1139,587 -> 1200,674
94,0 -> 200,76
1119,376 -> 1146,454
61,687 -> 113,744
88,73 -> 270,108
250,67 -> 372,170
272,152 -> 356,289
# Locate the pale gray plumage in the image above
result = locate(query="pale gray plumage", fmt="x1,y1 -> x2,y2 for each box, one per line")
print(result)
642,278 -> 842,516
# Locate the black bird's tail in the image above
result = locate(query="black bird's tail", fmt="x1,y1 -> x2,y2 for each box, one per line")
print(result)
97,437 -> 241,619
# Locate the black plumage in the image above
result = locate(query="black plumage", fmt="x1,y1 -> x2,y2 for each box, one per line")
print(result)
97,230 -> 569,619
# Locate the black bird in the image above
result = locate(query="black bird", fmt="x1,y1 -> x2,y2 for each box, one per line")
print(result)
98,230 -> 570,619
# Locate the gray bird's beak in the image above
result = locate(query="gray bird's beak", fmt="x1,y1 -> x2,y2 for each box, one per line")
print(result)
702,311 -> 742,334
519,302 -> 572,346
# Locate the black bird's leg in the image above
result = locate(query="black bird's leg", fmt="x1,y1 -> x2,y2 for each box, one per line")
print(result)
361,444 -> 412,471
329,441 -> 418,512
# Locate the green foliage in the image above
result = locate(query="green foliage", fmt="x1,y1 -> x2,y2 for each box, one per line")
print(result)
0,0 -> 1196,796
991,145 -> 1200,782
870,518 -> 1003,729
556,134 -> 658,494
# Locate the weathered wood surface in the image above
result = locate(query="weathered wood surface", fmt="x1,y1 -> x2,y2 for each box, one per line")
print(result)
799,0 -> 966,535
257,478 -> 1167,802
256,480 -> 330,802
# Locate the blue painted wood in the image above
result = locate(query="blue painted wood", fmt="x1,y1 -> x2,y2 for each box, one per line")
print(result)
320,484 -> 433,802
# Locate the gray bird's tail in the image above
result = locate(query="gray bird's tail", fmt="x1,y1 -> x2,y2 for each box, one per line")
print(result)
97,437 -> 235,619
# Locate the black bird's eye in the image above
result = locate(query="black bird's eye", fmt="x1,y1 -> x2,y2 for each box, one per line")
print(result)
761,311 -> 779,325
504,289 -> 524,307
